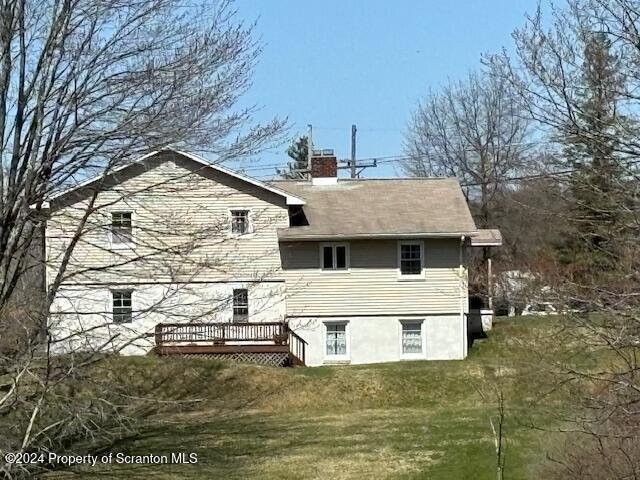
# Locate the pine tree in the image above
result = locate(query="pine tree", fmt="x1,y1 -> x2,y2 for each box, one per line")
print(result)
559,33 -> 627,275
277,136 -> 309,179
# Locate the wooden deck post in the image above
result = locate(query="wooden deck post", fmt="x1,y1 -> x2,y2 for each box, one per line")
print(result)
154,324 -> 163,354
487,257 -> 493,310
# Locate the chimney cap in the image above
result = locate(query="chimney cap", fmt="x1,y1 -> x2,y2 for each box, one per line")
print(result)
311,148 -> 335,156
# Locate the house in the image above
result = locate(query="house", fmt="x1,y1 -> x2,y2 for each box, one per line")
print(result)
45,149 -> 498,366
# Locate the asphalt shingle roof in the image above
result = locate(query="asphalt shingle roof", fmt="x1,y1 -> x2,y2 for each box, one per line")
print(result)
270,178 -> 478,240
471,229 -> 503,246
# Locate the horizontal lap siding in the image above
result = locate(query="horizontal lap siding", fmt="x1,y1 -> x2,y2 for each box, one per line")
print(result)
47,159 -> 289,285
281,239 -> 464,316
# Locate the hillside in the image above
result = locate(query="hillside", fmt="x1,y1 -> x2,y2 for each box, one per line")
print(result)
46,318 -> 594,479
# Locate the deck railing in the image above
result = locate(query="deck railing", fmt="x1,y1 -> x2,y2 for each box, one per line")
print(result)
154,322 -> 306,365
288,329 -> 306,366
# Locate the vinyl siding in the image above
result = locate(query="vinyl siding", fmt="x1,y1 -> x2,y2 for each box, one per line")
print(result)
281,239 -> 465,316
46,156 -> 289,285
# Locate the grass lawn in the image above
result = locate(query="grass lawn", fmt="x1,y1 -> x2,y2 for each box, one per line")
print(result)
46,317 -> 595,479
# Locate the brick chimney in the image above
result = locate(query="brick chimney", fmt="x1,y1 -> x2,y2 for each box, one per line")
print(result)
310,149 -> 337,185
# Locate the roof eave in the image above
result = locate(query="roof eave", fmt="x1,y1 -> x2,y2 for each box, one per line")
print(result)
470,240 -> 503,247
175,150 -> 306,206
277,231 -> 479,241
284,196 -> 305,206
46,148 -> 306,206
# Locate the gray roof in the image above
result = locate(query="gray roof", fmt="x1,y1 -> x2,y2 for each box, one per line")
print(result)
471,229 -> 503,247
271,178 -> 478,240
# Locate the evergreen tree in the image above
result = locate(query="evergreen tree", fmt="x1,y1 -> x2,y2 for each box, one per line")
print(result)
277,136 -> 309,179
559,32 -> 627,274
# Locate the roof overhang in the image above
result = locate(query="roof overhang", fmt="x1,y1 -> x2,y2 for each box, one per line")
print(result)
470,229 -> 503,247
277,230 -> 479,242
176,150 -> 306,206
45,148 -> 306,207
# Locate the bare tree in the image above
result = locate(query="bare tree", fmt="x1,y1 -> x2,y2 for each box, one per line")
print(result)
0,1 -> 286,477
489,0 -> 640,475
476,384 -> 507,480
404,69 -> 531,228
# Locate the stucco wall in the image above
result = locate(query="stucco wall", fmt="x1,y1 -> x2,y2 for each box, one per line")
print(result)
289,314 -> 465,367
50,282 -> 286,355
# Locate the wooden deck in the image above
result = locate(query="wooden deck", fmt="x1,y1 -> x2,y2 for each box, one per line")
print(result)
154,322 -> 306,366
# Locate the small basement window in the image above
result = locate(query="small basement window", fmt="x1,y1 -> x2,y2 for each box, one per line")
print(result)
111,212 -> 133,244
112,290 -> 133,323
401,321 -> 423,355
232,288 -> 249,322
230,210 -> 250,234
321,243 -> 348,270
325,322 -> 347,357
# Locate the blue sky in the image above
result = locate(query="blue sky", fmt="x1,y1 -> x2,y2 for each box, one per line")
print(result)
231,0 -> 539,178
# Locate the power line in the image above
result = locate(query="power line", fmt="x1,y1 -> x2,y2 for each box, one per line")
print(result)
229,136 -> 640,182
231,138 -> 570,174
254,157 -> 640,186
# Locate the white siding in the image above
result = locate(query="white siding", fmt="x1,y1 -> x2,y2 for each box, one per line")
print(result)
47,153 -> 290,354
46,154 -> 289,285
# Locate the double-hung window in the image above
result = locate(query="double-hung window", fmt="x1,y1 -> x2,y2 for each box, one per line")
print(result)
230,210 -> 250,234
321,243 -> 348,270
111,212 -> 133,245
112,290 -> 133,323
232,288 -> 249,322
401,321 -> 424,356
325,322 -> 348,359
399,241 -> 423,277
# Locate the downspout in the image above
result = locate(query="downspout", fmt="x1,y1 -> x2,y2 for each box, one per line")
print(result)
460,236 -> 467,358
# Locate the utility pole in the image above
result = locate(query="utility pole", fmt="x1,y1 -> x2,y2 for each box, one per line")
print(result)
350,124 -> 357,179
338,123 -> 376,177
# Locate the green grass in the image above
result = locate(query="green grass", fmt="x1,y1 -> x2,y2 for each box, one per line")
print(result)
45,317 -> 597,479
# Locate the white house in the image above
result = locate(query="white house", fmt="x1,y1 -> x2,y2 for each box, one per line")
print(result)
45,149 -> 497,366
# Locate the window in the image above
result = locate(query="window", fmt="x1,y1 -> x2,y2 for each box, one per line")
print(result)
111,212 -> 133,244
230,210 -> 249,234
401,321 -> 423,355
399,241 -> 423,276
112,290 -> 132,323
232,288 -> 248,321
325,323 -> 347,357
321,244 -> 348,270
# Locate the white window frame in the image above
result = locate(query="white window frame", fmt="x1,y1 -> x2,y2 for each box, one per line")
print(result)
232,288 -> 249,322
397,240 -> 425,280
228,208 -> 252,236
319,243 -> 350,271
110,210 -> 135,249
323,321 -> 350,362
399,319 -> 425,359
111,289 -> 134,324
